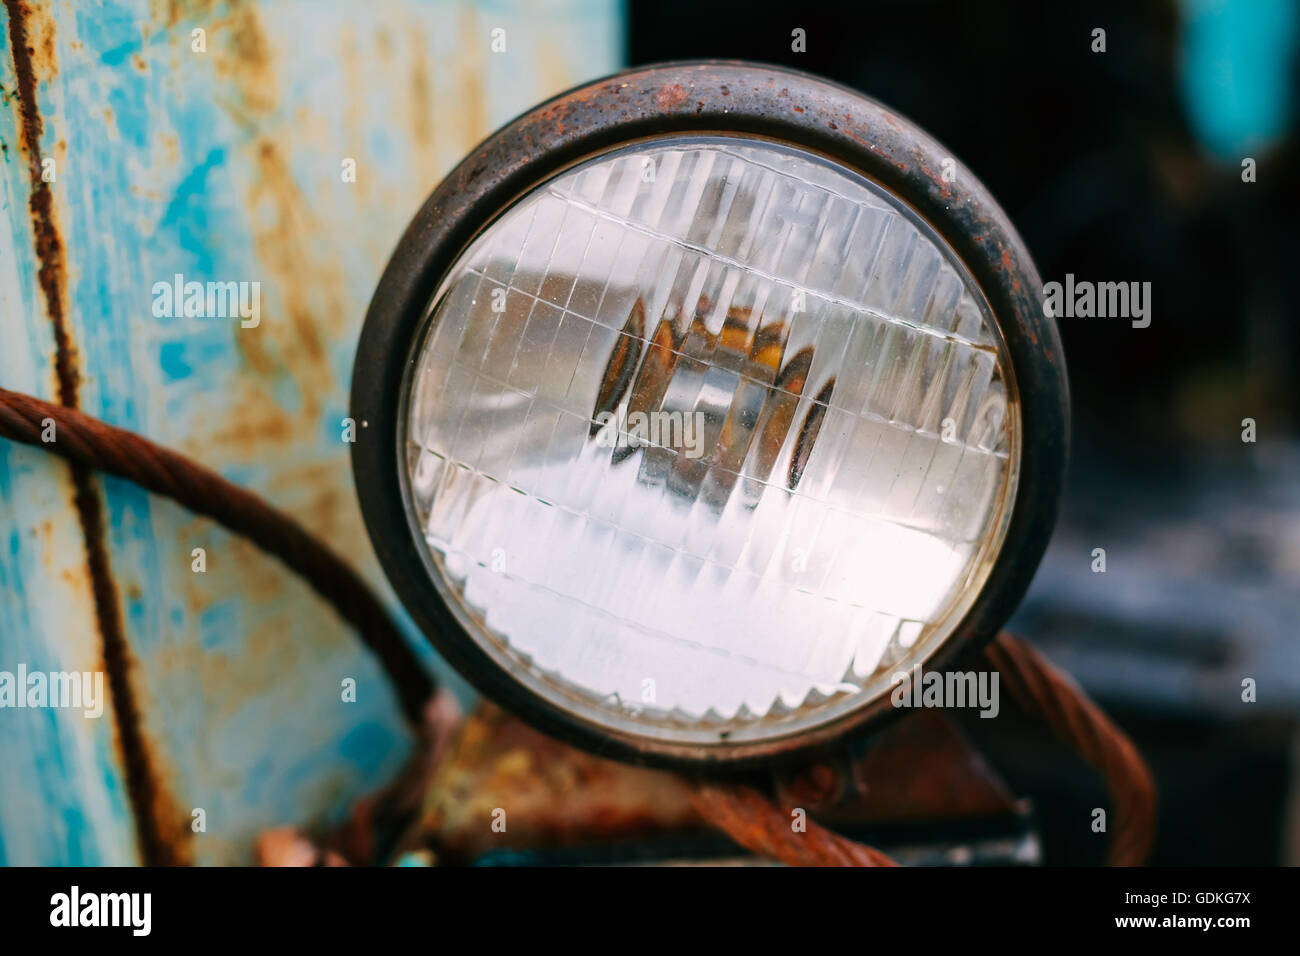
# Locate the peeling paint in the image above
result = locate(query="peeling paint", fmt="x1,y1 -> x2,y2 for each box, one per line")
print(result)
1,0 -> 622,865
5,0 -> 194,868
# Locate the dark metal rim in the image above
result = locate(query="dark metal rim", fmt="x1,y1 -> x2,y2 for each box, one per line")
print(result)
351,60 -> 1070,771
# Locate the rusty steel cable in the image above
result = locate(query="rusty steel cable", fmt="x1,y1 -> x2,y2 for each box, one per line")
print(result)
0,386 -> 434,726
691,781 -> 900,866
696,635 -> 1157,866
985,632 -> 1158,866
0,386 -> 1156,866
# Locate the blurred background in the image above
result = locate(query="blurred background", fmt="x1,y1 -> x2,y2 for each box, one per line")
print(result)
2,0 -> 1296,864
629,0 -> 1300,865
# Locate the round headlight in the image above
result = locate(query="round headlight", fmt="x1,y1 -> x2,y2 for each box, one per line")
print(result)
353,62 -> 1068,767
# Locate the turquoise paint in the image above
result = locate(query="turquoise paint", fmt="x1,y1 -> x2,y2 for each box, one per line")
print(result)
158,342 -> 193,381
338,719 -> 397,767
1,0 -> 622,864
1179,0 -> 1298,160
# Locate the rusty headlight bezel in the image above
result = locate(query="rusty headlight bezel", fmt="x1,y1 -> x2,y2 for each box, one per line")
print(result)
351,61 -> 1069,770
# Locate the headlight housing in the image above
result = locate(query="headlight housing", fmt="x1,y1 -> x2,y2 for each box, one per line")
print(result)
353,62 -> 1068,768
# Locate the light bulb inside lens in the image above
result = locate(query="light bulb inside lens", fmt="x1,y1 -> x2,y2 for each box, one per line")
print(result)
402,135 -> 1019,748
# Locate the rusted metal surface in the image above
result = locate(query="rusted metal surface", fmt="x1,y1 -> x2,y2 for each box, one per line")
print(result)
419,701 -> 701,863
415,702 -> 1024,864
780,710 -> 1019,822
0,386 -> 437,723
0,0 -> 622,864
4,0 -> 187,865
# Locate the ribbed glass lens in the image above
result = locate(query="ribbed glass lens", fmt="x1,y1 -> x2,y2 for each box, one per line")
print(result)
403,136 -> 1019,747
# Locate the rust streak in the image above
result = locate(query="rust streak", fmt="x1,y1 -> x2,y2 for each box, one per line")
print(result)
4,0 -> 190,866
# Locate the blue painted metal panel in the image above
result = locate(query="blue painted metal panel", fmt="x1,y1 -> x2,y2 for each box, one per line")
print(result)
0,0 -> 623,864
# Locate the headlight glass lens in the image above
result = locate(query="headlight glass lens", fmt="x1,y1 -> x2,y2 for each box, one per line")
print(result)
403,135 -> 1019,748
